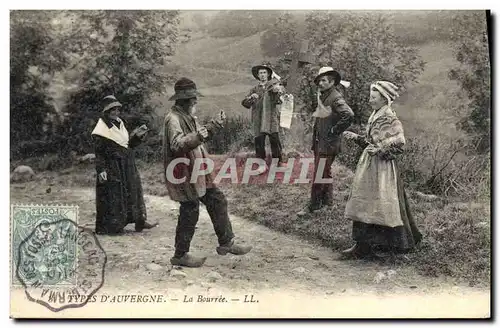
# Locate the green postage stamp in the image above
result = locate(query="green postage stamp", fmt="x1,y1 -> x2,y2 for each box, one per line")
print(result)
10,204 -> 106,312
11,204 -> 80,287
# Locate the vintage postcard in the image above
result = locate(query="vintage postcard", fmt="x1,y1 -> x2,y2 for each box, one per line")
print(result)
9,9 -> 491,318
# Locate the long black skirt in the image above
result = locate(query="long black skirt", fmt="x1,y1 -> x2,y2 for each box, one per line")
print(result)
95,151 -> 147,234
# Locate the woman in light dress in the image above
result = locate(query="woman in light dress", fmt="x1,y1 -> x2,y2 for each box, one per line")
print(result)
342,81 -> 422,259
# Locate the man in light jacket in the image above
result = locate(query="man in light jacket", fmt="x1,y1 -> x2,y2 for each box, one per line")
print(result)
163,77 -> 252,267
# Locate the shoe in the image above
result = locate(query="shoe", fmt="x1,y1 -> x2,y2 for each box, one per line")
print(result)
322,198 -> 334,207
340,243 -> 373,259
216,240 -> 252,256
135,220 -> 159,232
297,202 -> 322,217
170,253 -> 207,268
96,228 -> 124,235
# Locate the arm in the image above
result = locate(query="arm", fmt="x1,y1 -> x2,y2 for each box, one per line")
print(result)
330,98 -> 355,136
353,134 -> 369,149
129,133 -> 146,148
270,82 -> 285,105
92,135 -> 107,175
241,87 -> 257,109
373,116 -> 406,160
166,115 -> 203,155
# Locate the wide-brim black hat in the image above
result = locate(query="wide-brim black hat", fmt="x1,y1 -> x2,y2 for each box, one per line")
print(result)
314,67 -> 341,86
168,77 -> 203,101
251,64 -> 273,81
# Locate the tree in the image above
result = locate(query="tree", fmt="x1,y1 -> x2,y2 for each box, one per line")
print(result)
305,12 -> 425,124
260,13 -> 297,57
60,10 -> 180,153
10,11 -> 69,158
268,12 -> 425,130
448,11 -> 490,153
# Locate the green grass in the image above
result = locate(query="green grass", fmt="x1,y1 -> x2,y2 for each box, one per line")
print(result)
219,162 -> 490,287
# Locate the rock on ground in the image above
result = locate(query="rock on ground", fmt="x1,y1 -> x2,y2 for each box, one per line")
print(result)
11,165 -> 35,182
146,263 -> 163,272
206,271 -> 223,282
170,269 -> 187,279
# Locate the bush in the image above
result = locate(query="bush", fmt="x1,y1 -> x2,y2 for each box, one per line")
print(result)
448,11 -> 490,153
204,116 -> 253,155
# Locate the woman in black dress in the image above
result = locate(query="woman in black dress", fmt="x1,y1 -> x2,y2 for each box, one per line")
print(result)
91,95 -> 157,234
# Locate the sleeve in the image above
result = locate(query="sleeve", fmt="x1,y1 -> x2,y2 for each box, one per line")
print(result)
353,134 -> 370,149
376,116 -> 406,160
92,135 -> 107,174
311,93 -> 318,112
166,115 -> 203,155
330,97 -> 355,136
128,133 -> 145,148
269,83 -> 285,105
241,87 -> 257,109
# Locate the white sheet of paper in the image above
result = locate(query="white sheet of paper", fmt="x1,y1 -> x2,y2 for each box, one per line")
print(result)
279,94 -> 294,129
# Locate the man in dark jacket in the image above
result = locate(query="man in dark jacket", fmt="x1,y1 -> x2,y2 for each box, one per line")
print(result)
241,63 -> 286,171
298,67 -> 354,216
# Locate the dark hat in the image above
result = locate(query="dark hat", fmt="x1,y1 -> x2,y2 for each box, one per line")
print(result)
251,63 -> 274,81
102,95 -> 122,112
168,77 -> 203,101
314,67 -> 342,86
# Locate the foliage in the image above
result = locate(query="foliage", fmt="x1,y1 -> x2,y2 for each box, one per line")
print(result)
260,13 -> 297,57
265,12 -> 425,128
10,11 -> 69,158
204,116 -> 253,155
60,10 -> 180,154
448,11 -> 490,153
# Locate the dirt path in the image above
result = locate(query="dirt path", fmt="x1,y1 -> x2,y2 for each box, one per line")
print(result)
10,184 -> 490,318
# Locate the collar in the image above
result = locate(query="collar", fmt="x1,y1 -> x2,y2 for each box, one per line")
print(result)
172,105 -> 191,116
320,86 -> 334,97
101,115 -> 122,129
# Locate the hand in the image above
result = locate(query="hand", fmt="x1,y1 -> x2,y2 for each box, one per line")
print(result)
250,93 -> 259,99
272,84 -> 285,94
217,110 -> 226,124
132,124 -> 148,137
98,171 -> 107,183
343,131 -> 358,140
197,126 -> 209,140
366,144 -> 380,156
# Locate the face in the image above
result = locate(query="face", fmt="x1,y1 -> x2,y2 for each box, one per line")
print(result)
317,76 -> 335,91
369,88 -> 386,110
258,69 -> 269,82
109,108 -> 120,119
187,97 -> 198,115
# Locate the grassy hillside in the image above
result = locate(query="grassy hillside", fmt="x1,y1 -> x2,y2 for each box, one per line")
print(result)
397,41 -> 462,138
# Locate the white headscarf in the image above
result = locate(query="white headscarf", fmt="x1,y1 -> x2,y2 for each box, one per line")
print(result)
371,81 -> 400,106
